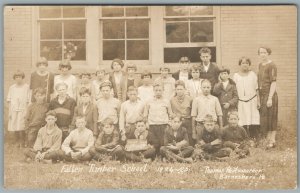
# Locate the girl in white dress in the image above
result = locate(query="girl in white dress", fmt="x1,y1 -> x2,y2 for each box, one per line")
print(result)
54,60 -> 77,99
185,64 -> 203,99
233,57 -> 260,139
7,71 -> 30,147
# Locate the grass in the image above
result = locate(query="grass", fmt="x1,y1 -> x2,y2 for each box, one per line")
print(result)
3,127 -> 298,189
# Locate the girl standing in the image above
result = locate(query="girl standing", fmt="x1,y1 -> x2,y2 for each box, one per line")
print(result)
258,47 -> 278,148
185,64 -> 203,98
233,57 -> 260,140
7,71 -> 30,147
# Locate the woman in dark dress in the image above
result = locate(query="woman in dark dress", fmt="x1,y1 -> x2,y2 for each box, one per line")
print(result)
257,47 -> 278,148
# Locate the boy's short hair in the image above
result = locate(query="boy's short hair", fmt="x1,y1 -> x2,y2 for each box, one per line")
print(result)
203,114 -> 215,123
102,118 -> 114,126
201,79 -> 211,86
33,88 -> 46,96
79,87 -> 91,96
159,65 -> 170,72
126,63 -> 137,72
59,60 -> 72,70
36,57 -> 48,67
99,80 -> 112,90
219,66 -> 230,75
55,82 -> 68,90
175,80 -> 186,88
75,116 -> 86,121
238,57 -> 252,66
258,46 -> 272,55
190,64 -> 201,73
127,86 -> 137,93
199,47 -> 211,55
46,110 -> 57,118
136,119 -> 146,125
13,70 -> 25,79
179,56 -> 190,63
141,71 -> 152,79
111,58 -> 124,69
80,71 -> 91,79
227,111 -> 239,119
96,68 -> 106,76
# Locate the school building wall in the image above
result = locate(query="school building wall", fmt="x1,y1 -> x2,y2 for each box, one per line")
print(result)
3,6 -> 297,130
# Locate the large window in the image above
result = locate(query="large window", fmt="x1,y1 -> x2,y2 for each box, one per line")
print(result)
100,6 -> 150,61
38,6 -> 86,61
164,6 -> 217,63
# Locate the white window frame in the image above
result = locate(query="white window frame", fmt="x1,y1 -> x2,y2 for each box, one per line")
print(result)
99,6 -> 151,66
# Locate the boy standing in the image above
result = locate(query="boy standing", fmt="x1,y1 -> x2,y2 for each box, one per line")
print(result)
191,79 -> 223,141
144,82 -> 174,156
119,86 -> 145,140
61,116 -> 94,162
154,66 -> 175,100
24,111 -> 62,163
213,67 -> 238,125
49,82 -> 76,140
25,88 -> 49,147
172,56 -> 192,81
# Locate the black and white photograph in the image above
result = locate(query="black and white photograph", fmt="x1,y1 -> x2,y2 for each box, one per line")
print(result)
3,5 -> 297,189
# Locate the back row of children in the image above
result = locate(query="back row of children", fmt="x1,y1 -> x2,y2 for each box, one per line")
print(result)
7,46 -> 278,163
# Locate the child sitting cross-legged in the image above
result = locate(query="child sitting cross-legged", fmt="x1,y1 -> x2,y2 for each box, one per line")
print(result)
222,111 -> 251,159
159,116 -> 194,163
192,114 -> 231,161
24,110 -> 62,164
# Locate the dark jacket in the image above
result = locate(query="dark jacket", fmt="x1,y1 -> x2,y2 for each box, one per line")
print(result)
172,71 -> 192,81
163,125 -> 189,146
198,62 -> 220,88
213,78 -> 238,108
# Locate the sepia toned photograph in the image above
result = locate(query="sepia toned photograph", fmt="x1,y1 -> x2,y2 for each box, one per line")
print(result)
3,5 -> 297,189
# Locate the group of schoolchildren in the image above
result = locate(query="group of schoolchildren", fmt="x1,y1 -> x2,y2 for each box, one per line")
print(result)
7,46 -> 278,164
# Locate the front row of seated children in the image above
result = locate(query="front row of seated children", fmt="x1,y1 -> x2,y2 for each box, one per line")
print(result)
24,109 -> 250,163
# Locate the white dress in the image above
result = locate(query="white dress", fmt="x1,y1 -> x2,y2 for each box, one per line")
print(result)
54,74 -> 77,99
233,71 -> 260,126
7,83 -> 30,131
185,79 -> 203,99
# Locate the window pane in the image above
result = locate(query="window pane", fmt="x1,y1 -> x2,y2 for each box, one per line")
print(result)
102,6 -> 124,17
40,41 -> 62,61
103,40 -> 125,60
103,20 -> 125,39
190,21 -> 214,42
164,47 -> 216,63
166,22 -> 188,43
64,41 -> 86,60
127,19 -> 149,39
63,6 -> 85,18
127,40 -> 149,60
165,6 -> 189,16
190,6 -> 213,16
125,6 -> 148,17
64,20 -> 86,39
40,21 -> 62,39
39,6 -> 61,18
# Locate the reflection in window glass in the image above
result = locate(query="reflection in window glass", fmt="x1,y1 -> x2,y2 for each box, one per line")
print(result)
165,6 -> 189,16
127,40 -> 149,60
103,20 -> 125,39
166,22 -> 189,43
39,6 -> 61,18
125,7 -> 148,17
190,21 -> 214,42
127,19 -> 149,39
40,41 -> 62,60
63,6 -> 85,18
64,20 -> 86,39
40,21 -> 62,39
102,6 -> 124,17
103,40 -> 125,60
63,41 -> 86,60
190,6 -> 213,15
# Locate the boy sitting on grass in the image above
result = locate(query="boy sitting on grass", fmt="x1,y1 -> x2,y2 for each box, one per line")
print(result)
192,114 -> 231,161
222,111 -> 251,159
160,116 -> 194,163
24,110 -> 62,163
61,116 -> 94,162
89,118 -> 124,162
